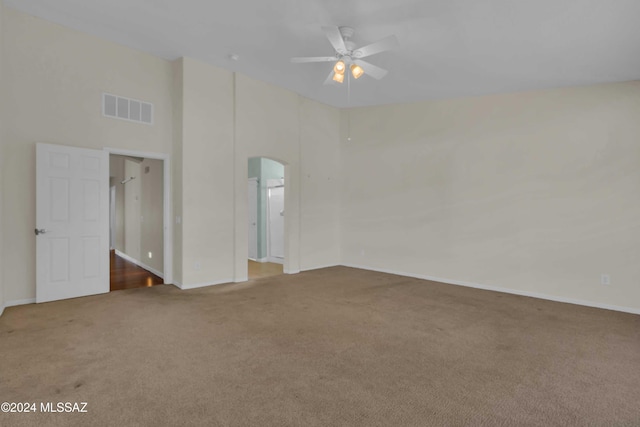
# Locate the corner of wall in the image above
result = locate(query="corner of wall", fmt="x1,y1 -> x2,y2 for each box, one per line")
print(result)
0,0 -> 6,315
171,57 -> 184,286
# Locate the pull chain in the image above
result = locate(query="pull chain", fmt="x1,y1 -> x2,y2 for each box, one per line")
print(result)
347,69 -> 352,141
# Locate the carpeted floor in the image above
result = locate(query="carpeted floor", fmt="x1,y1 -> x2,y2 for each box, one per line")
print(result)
1,266 -> 639,426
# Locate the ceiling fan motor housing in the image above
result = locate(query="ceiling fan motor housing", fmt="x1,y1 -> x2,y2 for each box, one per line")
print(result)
339,26 -> 355,40
338,27 -> 359,57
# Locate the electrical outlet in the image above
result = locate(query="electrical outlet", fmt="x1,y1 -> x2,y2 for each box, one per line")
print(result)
194,262 -> 201,271
601,274 -> 610,286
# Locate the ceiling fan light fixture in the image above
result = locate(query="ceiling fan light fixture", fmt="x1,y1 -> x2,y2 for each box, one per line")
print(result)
291,26 -> 397,87
351,64 -> 364,79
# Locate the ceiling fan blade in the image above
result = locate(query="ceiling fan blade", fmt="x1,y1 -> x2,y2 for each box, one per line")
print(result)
291,56 -> 336,63
354,60 -> 388,80
353,35 -> 399,59
322,26 -> 347,54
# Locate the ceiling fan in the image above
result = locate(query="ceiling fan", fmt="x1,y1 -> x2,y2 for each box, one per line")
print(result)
291,26 -> 398,84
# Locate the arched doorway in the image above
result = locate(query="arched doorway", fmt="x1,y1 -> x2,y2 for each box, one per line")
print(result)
247,157 -> 285,279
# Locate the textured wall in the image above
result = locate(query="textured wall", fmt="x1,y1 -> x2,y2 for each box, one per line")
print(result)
139,158 -> 164,273
124,158 -> 141,260
2,8 -> 173,302
232,73 -> 342,279
173,57 -> 235,287
342,81 -> 640,311
0,0 -> 5,312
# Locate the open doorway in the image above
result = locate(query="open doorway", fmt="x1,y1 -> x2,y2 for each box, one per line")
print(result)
109,154 -> 164,290
248,157 -> 285,280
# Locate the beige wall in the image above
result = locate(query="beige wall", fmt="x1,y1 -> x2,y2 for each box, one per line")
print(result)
233,75 -> 343,278
2,8 -> 173,302
124,158 -> 142,260
1,6 -> 342,303
171,59 -> 183,285
140,158 -> 164,273
299,98 -> 341,270
234,73 -> 302,278
171,59 -> 342,288
342,81 -> 640,311
172,57 -> 235,287
9,3 -> 632,314
0,0 -> 5,313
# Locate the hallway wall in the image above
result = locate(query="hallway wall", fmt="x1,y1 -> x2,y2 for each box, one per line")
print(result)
110,155 -> 164,275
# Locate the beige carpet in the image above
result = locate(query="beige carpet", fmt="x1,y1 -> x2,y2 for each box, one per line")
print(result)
1,267 -> 639,426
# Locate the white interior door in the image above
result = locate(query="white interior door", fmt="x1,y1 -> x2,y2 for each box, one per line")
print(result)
268,186 -> 284,262
36,143 -> 109,303
248,178 -> 258,260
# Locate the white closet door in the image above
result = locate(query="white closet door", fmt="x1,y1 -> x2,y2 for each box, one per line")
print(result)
268,187 -> 284,262
36,143 -> 109,303
248,179 -> 258,260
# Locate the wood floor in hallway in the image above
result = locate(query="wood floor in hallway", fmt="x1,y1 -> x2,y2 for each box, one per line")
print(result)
110,250 -> 164,291
248,260 -> 283,280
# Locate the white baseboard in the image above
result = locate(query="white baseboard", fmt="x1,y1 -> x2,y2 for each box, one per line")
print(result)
115,250 -> 164,279
249,257 -> 268,263
268,256 -> 284,265
5,298 -> 36,308
0,305 -> 4,317
342,263 -> 640,316
173,278 -> 233,290
234,277 -> 248,283
284,269 -> 300,274
301,263 -> 339,272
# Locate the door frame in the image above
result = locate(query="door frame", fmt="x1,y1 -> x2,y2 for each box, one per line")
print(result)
104,147 -> 173,285
109,185 -> 116,249
247,177 -> 258,261
238,156 -> 298,282
266,179 -> 285,264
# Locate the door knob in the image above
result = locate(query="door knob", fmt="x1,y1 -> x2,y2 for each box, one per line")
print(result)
35,228 -> 49,235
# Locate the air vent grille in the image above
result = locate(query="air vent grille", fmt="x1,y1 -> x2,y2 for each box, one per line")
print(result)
102,93 -> 153,125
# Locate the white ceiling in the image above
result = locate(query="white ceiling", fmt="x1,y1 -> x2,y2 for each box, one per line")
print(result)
6,0 -> 640,108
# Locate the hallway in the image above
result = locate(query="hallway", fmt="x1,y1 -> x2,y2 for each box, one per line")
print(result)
110,250 -> 164,291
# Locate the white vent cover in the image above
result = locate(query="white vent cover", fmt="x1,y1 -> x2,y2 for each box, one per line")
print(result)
102,93 -> 153,125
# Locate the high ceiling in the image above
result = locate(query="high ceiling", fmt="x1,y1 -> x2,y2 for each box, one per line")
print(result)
6,0 -> 640,108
